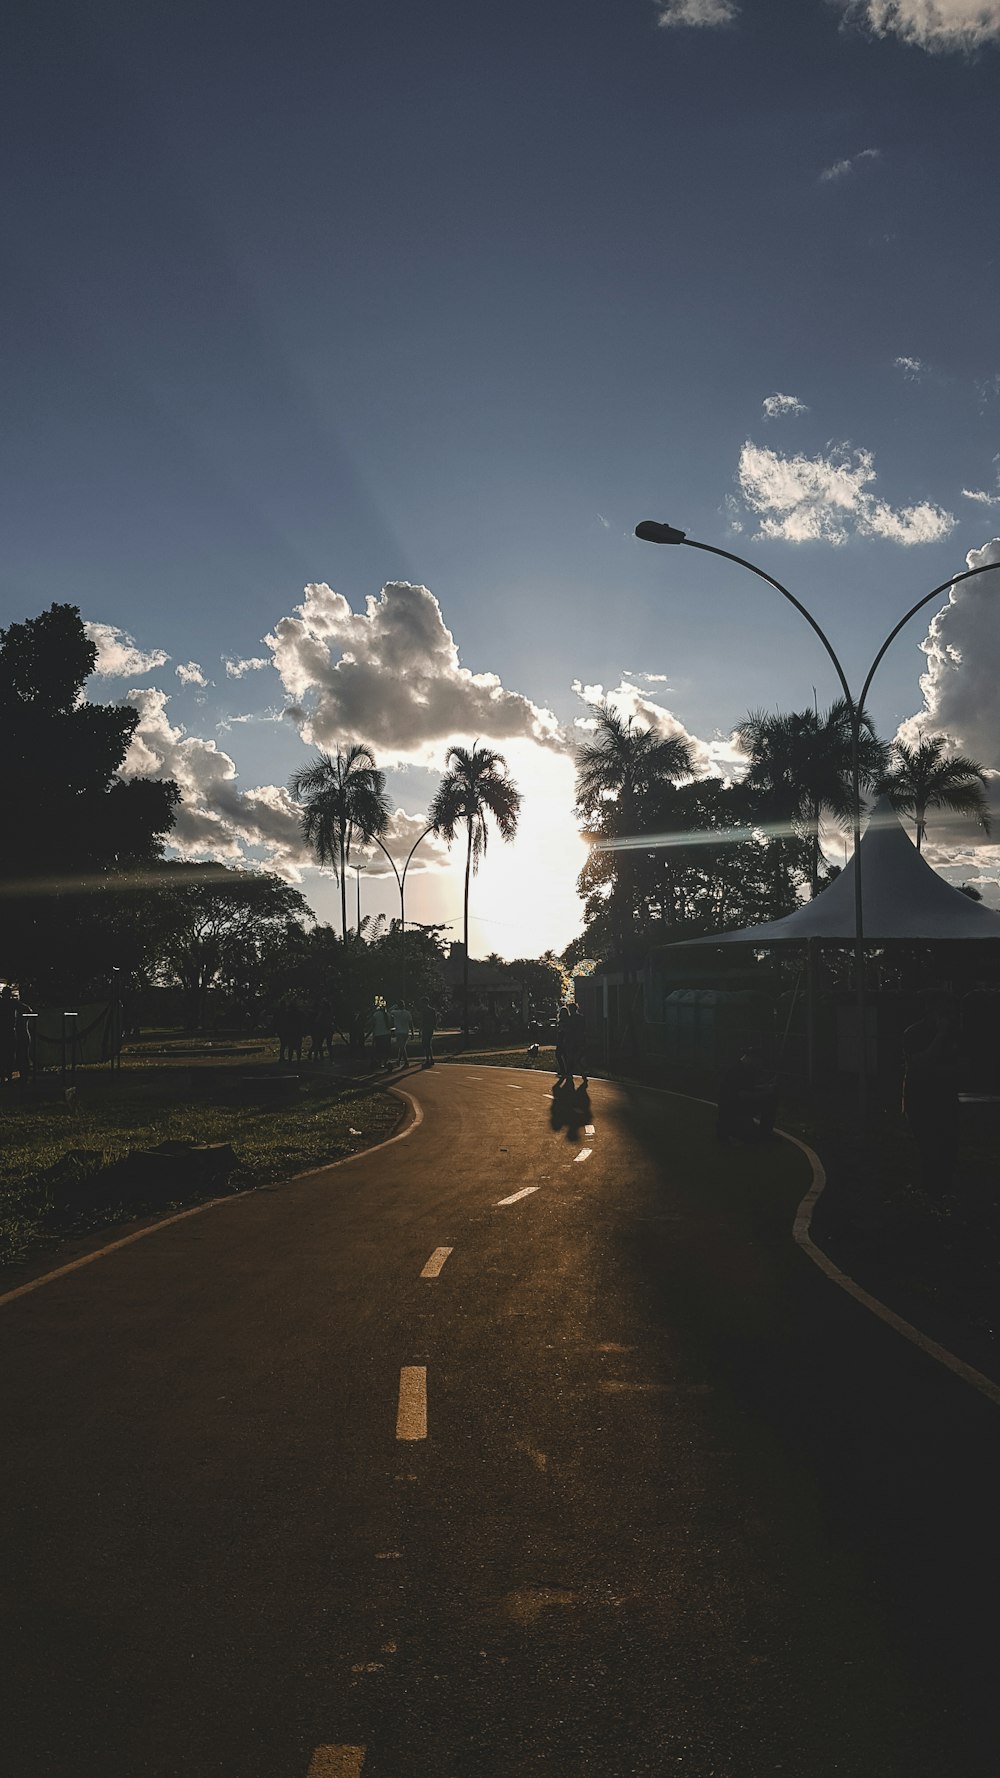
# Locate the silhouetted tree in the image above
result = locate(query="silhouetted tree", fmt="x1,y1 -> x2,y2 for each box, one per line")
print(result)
290,746 -> 391,941
878,735 -> 991,852
428,744 -> 522,1041
736,700 -> 885,898
151,863 -> 311,1029
0,603 -> 179,999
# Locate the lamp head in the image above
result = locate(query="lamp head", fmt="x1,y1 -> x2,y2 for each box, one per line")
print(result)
635,520 -> 686,545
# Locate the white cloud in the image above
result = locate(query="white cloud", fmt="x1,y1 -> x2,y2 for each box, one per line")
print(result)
265,581 -> 563,764
839,1 -> 1000,53
896,538 -> 1000,763
85,622 -> 169,678
571,679 -> 743,779
962,457 -> 1000,507
894,354 -> 928,380
894,538 -> 1000,871
224,655 -> 270,678
762,392 -> 810,418
121,686 -> 310,881
736,439 -> 956,546
655,0 -> 738,24
819,147 -> 881,181
175,661 -> 208,688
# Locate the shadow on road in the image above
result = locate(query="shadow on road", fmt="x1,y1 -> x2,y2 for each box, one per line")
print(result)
548,1081 -> 591,1142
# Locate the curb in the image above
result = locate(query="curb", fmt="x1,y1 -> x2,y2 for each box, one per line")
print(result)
449,1062 -> 1000,1412
0,1085 -> 423,1312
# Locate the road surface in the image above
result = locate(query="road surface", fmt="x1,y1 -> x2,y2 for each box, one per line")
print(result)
2,1065 -> 998,1777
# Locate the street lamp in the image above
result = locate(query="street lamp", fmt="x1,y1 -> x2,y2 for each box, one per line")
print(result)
367,823 -> 438,1002
636,520 -> 999,1116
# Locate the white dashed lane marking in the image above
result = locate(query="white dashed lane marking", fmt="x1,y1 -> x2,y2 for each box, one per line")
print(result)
306,1749 -> 366,1777
575,1148 -> 592,1163
420,1246 -> 453,1278
396,1367 -> 427,1440
584,1124 -> 595,1135
496,1186 -> 539,1206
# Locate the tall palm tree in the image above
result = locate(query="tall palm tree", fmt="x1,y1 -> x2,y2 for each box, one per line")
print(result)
428,743 -> 522,1041
878,735 -> 991,852
575,703 -> 693,947
737,699 -> 886,898
290,745 -> 391,940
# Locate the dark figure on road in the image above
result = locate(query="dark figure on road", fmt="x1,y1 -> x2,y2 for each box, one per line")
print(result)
902,990 -> 960,1193
390,1000 -> 414,1068
420,1000 -> 437,1067
370,999 -> 392,1071
716,1046 -> 777,1143
276,1006 -> 305,1063
554,1005 -> 571,1085
308,1001 -> 335,1062
0,985 -> 16,1085
562,1003 -> 588,1089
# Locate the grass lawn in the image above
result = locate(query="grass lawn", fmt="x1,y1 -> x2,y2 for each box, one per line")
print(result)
0,1047 -> 400,1270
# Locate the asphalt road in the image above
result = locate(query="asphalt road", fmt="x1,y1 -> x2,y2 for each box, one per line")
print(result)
2,1065 -> 999,1778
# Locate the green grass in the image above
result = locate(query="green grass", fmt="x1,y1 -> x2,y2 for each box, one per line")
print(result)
0,1061 -> 400,1269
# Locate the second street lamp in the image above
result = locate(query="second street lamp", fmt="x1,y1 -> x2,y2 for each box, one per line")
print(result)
635,520 -> 999,1118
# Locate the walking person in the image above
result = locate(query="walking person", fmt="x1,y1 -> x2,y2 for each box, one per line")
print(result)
564,1002 -> 588,1090
420,999 -> 437,1067
370,998 -> 393,1072
554,1005 -> 570,1087
390,999 -> 414,1068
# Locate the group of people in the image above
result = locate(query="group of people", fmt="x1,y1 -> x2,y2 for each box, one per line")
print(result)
368,998 -> 438,1071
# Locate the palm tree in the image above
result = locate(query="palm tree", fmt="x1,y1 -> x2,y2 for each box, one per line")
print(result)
428,743 -> 522,1042
576,703 -> 693,832
575,703 -> 693,949
737,700 -> 886,898
290,745 -> 391,940
879,735 -> 991,852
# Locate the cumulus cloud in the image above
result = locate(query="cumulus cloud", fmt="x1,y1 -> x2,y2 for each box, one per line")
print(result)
121,686 -> 310,880
894,354 -> 928,380
265,581 -> 563,763
175,661 -> 208,687
736,439 -> 956,545
655,0 -> 738,24
896,538 -> 1000,762
820,147 -> 881,181
571,679 -> 744,779
894,538 -> 1000,880
838,1 -> 1000,53
762,393 -> 809,419
85,621 -> 169,678
224,655 -> 270,678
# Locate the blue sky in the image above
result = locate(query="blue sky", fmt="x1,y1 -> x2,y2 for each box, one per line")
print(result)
4,0 -> 1000,948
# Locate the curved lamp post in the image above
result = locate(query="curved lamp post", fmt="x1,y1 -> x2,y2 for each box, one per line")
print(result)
367,823 -> 438,1002
635,520 -> 998,1116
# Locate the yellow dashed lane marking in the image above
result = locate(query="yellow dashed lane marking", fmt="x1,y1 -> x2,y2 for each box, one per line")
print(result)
496,1186 -> 539,1206
306,1748 -> 365,1777
420,1246 -> 453,1278
396,1366 -> 427,1439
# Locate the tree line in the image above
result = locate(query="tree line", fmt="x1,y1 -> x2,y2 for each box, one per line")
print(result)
568,699 -> 991,969
0,604 -> 526,1041
1,602 -> 990,1021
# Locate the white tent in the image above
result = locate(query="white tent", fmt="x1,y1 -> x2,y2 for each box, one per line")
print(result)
671,799 -> 1000,946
